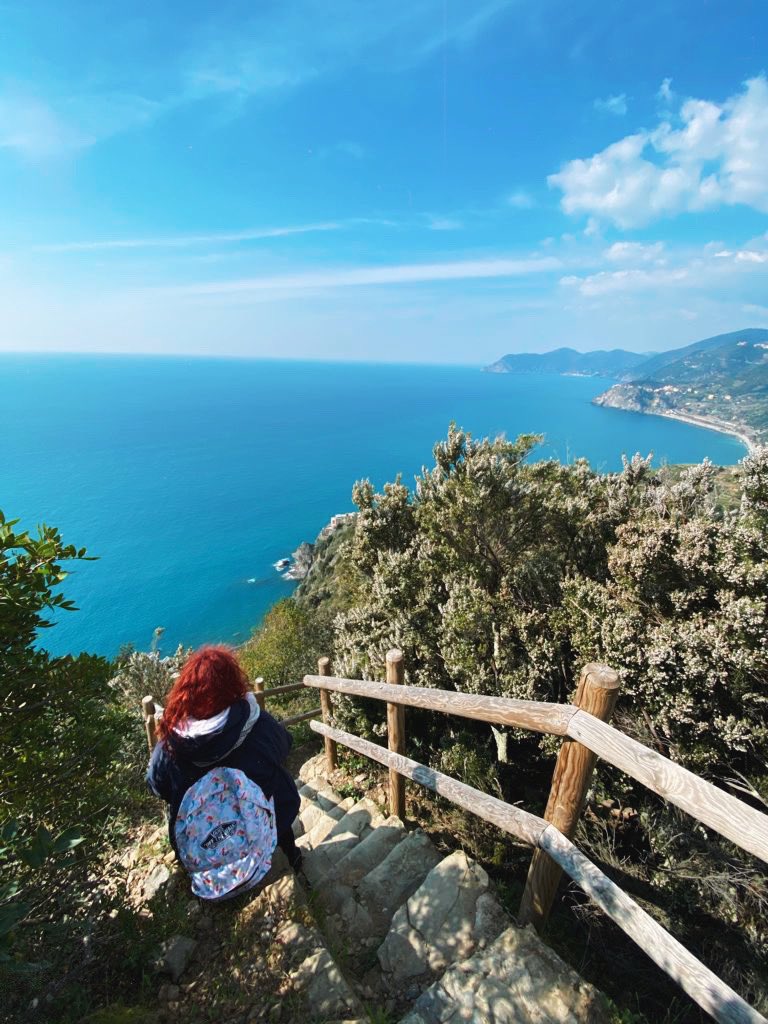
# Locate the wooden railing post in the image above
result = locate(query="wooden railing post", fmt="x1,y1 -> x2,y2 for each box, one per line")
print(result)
386,649 -> 406,819
253,677 -> 266,712
318,657 -> 337,771
519,662 -> 620,930
142,695 -> 157,751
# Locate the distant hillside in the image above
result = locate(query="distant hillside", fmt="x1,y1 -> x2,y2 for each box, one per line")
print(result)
594,328 -> 768,447
619,328 -> 768,382
484,347 -> 647,377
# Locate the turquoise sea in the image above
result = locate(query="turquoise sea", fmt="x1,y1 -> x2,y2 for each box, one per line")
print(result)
1,355 -> 747,658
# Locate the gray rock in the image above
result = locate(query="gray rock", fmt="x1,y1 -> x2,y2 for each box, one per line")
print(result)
350,831 -> 442,943
302,830 -> 363,886
142,863 -> 171,902
297,753 -> 327,785
406,925 -> 612,1024
378,851 -> 500,984
283,541 -> 314,580
288,948 -> 363,1018
298,785 -> 347,835
297,798 -> 355,851
157,934 -> 197,982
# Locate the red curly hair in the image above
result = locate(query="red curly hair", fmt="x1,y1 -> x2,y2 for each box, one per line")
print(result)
159,645 -> 249,741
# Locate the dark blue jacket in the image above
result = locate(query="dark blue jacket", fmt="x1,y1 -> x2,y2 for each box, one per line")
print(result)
146,698 -> 300,844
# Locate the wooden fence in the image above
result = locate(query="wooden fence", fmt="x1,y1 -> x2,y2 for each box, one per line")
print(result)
302,653 -> 768,1024
140,655 -> 768,1024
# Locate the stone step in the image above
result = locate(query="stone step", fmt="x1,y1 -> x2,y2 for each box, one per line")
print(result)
302,797 -> 385,885
377,850 -> 509,995
274,917 -> 365,1021
298,797 -> 356,851
331,829 -> 443,947
324,796 -> 387,844
321,816 -> 406,915
400,924 -> 612,1024
297,781 -> 350,836
303,830 -> 363,886
286,754 -> 609,1024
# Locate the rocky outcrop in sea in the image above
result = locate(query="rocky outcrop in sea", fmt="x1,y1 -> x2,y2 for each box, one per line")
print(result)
281,512 -> 357,581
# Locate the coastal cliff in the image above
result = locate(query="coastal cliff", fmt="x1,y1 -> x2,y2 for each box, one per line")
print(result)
591,328 -> 768,450
593,382 -> 758,451
283,512 -> 357,582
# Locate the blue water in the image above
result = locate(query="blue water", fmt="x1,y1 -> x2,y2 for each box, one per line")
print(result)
1,355 -> 746,658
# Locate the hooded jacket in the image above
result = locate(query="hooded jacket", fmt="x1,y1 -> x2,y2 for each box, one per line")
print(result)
146,693 -> 300,844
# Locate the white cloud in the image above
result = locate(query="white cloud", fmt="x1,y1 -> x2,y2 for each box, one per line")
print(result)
0,93 -> 86,158
35,223 -> 343,253
317,141 -> 365,160
563,236 -> 768,297
657,78 -> 674,104
594,93 -> 627,116
0,88 -> 162,159
714,248 -> 768,264
425,216 -> 463,231
583,217 -> 601,238
506,190 -> 535,209
166,255 -> 562,296
561,266 -> 690,297
549,75 -> 768,227
2,3 -> 513,161
187,1 -> 514,101
603,241 -> 665,264
743,303 -> 768,318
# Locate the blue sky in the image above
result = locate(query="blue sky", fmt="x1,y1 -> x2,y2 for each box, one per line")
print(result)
1,0 -> 767,363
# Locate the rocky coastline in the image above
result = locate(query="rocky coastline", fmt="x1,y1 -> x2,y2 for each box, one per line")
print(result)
281,512 -> 357,581
594,384 -> 757,454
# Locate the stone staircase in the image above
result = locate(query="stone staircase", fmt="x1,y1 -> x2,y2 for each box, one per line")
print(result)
289,753 -> 611,1024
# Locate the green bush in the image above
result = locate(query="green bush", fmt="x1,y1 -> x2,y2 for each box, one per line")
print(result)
240,597 -> 329,685
332,427 -> 768,784
0,511 -> 144,970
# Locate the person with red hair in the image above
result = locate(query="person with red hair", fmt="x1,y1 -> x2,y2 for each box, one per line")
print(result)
147,645 -> 302,871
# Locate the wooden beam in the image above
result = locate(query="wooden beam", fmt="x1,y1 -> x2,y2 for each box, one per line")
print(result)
567,713 -> 768,866
303,674 -> 576,735
318,657 -> 337,771
281,707 -> 322,727
260,681 -> 305,698
253,677 -> 265,712
310,720 -> 547,847
142,695 -> 157,751
386,649 -> 406,819
520,663 -> 620,928
540,826 -> 767,1024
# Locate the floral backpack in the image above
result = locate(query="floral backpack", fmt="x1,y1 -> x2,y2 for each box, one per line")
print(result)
174,767 -> 277,901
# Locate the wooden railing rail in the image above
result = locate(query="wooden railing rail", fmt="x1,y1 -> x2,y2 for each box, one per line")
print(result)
303,671 -> 768,866
252,681 -> 306,698
303,674 -> 576,735
311,720 -> 766,1024
565,713 -> 768,864
281,707 -> 321,727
